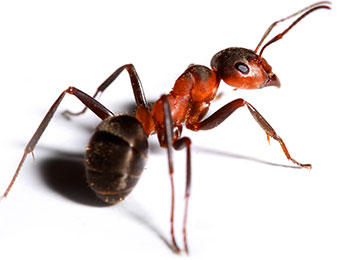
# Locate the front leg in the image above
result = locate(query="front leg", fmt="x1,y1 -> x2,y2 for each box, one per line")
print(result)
187,98 -> 311,169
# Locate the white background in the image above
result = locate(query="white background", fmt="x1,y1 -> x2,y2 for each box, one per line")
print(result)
0,0 -> 354,259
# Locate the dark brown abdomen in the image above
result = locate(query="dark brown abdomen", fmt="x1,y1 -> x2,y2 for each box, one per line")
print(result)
85,115 -> 148,204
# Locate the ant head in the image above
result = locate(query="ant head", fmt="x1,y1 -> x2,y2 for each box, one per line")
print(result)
211,2 -> 331,91
211,47 -> 280,90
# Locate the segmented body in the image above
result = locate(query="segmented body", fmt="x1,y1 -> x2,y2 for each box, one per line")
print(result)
85,115 -> 148,204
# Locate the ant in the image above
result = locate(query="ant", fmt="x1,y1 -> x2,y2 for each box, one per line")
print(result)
2,1 -> 331,255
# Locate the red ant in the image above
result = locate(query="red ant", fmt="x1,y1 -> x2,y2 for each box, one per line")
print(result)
2,1 -> 331,255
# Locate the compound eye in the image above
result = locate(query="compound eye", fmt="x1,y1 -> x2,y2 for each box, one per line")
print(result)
234,62 -> 249,74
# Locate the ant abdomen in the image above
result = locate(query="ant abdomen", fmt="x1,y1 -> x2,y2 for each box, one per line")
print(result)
85,115 -> 149,204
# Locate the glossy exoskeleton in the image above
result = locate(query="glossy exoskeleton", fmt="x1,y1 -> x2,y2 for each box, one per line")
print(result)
2,1 -> 331,255
86,115 -> 148,203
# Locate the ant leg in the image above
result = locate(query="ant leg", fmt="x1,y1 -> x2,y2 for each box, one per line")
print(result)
2,87 -> 113,199
245,102 -> 311,169
63,64 -> 148,118
162,95 -> 192,254
173,137 -> 192,254
161,95 -> 181,253
189,98 -> 311,169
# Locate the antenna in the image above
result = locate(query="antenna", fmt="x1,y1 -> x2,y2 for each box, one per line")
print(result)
255,1 -> 331,58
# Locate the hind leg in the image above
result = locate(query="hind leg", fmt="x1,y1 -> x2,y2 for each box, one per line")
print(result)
2,87 -> 113,199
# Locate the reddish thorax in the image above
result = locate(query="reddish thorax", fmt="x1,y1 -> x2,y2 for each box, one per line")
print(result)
136,65 -> 220,143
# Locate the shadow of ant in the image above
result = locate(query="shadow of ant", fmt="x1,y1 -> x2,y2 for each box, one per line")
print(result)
195,146 -> 301,169
37,149 -> 175,252
38,152 -> 107,207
